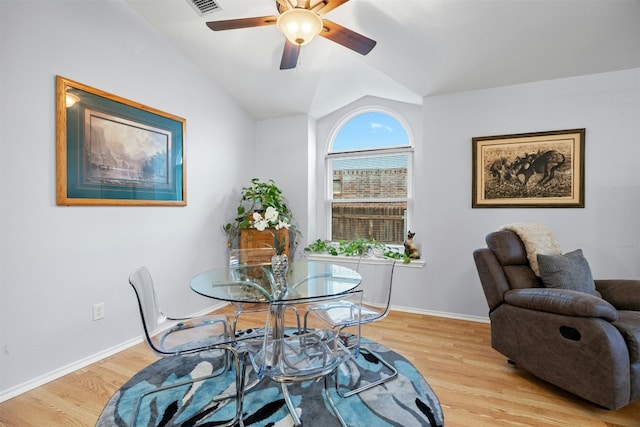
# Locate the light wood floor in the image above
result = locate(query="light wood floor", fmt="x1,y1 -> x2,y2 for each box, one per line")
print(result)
0,308 -> 638,426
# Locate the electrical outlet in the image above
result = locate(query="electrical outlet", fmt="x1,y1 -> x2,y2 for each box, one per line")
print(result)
93,303 -> 105,321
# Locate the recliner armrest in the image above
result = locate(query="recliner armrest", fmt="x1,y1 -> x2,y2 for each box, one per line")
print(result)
504,288 -> 618,321
595,279 -> 640,311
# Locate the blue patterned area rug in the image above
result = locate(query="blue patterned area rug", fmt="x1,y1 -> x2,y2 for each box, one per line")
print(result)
97,337 -> 443,426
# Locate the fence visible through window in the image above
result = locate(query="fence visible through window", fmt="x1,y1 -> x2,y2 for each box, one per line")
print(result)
331,203 -> 407,244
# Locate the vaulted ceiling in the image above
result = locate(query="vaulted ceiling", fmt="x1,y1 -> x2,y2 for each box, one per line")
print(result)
125,0 -> 640,120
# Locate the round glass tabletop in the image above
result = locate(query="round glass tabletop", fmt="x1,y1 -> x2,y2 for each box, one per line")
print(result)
190,261 -> 362,303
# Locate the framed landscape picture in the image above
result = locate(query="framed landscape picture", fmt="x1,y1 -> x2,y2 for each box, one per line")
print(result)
56,76 -> 186,206
472,128 -> 585,208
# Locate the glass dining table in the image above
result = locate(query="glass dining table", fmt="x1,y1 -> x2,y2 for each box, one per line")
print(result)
190,260 -> 362,338
190,260 -> 362,305
190,260 -> 362,426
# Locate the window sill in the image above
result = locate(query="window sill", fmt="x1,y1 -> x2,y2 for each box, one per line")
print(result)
303,253 -> 426,268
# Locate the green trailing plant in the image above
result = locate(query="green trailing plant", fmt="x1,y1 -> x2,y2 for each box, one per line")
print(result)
223,178 -> 300,250
339,238 -> 382,257
304,238 -> 411,263
305,239 -> 337,255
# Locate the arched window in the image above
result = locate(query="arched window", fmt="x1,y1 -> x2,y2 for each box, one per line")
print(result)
326,109 -> 413,244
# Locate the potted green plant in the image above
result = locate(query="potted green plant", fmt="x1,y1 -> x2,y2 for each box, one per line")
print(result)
304,237 -> 412,263
223,178 -> 300,254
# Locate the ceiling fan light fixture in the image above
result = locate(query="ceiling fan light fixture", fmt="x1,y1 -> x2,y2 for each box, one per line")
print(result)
276,8 -> 322,46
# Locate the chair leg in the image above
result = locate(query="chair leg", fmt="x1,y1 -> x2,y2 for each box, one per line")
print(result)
281,383 -> 302,426
335,347 -> 398,398
324,373 -> 348,427
233,353 -> 248,427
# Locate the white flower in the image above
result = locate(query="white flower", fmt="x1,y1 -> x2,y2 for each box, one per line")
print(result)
276,220 -> 291,230
264,206 -> 279,222
250,207 -> 290,231
254,218 -> 268,231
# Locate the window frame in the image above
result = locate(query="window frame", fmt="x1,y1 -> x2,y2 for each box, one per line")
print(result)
324,107 -> 415,245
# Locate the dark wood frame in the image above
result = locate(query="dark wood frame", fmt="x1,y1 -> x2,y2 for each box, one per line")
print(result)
56,76 -> 186,206
472,129 -> 585,208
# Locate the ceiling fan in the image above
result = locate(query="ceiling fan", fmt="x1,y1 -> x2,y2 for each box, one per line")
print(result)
206,0 -> 376,70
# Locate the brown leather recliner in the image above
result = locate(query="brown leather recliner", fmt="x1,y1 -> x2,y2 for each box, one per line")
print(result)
473,230 -> 640,409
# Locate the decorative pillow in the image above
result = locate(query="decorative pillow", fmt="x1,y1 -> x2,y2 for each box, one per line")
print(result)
537,249 -> 597,296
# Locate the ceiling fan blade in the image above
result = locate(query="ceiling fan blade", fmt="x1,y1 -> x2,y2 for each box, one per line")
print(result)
319,19 -> 376,55
312,0 -> 349,14
280,40 -> 301,70
206,16 -> 277,31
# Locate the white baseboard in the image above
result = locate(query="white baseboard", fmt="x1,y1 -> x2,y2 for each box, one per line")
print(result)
0,336 -> 143,403
390,304 -> 490,323
0,302 -> 228,403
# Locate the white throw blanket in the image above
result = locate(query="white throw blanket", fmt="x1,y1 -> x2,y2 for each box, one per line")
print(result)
500,223 -> 562,276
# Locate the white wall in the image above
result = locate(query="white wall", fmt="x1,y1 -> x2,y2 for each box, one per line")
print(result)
418,69 -> 640,317
0,0 -> 256,397
255,115 -> 313,259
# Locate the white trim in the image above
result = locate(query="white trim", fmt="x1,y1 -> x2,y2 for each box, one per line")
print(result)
0,302 -> 228,403
0,336 -> 143,403
305,253 -> 426,268
328,146 -> 414,158
327,106 -> 415,153
390,305 -> 490,323
189,303 -> 228,317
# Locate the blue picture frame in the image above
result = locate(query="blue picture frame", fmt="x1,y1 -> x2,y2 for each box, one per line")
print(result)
56,76 -> 186,206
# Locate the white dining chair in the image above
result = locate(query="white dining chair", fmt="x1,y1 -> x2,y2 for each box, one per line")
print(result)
128,266 -> 248,426
304,258 -> 398,397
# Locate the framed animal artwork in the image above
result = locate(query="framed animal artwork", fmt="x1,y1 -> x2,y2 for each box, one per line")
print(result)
472,129 -> 585,208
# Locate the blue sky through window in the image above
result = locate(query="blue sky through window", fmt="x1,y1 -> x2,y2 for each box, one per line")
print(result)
332,112 -> 409,152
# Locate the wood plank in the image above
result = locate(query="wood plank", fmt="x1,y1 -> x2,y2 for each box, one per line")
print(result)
0,309 -> 638,426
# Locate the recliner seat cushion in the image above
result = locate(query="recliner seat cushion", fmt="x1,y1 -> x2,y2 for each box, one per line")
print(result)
537,249 -> 597,296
